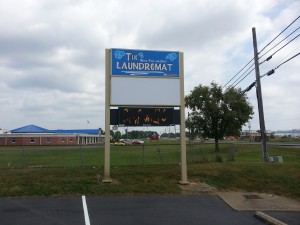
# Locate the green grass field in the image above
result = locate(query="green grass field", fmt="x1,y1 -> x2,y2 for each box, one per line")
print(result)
1,141 -> 298,168
0,141 -> 299,198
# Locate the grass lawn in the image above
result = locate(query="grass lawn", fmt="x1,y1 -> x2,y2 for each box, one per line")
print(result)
0,141 -> 299,198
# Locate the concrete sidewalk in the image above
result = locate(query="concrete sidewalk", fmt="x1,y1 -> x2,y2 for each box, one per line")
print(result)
217,192 -> 300,211
180,181 -> 300,224
180,181 -> 300,211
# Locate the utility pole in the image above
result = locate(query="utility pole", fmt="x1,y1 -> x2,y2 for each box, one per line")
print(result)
188,112 -> 191,144
248,122 -> 251,142
252,27 -> 268,162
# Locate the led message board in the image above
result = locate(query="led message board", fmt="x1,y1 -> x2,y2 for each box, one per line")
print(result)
118,107 -> 174,126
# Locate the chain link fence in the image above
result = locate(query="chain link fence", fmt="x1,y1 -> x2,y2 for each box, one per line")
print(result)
1,142 -> 296,168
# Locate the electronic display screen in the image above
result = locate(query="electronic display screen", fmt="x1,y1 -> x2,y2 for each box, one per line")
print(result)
119,107 -> 174,126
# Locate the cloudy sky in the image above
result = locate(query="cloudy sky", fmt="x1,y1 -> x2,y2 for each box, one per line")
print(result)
0,0 -> 299,133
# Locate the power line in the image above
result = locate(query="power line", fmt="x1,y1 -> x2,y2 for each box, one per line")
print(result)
261,51 -> 300,78
242,81 -> 256,94
244,51 -> 300,92
260,32 -> 300,65
232,67 -> 255,88
225,62 -> 255,88
259,25 -> 300,61
222,58 -> 253,88
280,41 -> 300,63
224,15 -> 300,90
258,15 -> 300,54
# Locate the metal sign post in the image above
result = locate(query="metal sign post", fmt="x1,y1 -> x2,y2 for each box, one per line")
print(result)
179,52 -> 188,184
103,49 -> 112,182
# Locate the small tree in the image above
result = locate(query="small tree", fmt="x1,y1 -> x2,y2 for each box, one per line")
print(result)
113,131 -> 122,142
185,82 -> 254,152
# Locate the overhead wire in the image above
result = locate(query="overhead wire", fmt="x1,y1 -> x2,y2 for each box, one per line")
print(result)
244,51 -> 300,93
280,41 -> 300,63
260,51 -> 300,78
259,25 -> 300,60
229,62 -> 255,88
259,32 -> 300,65
258,15 -> 300,54
232,67 -> 255,88
274,51 -> 300,69
222,58 -> 253,88
224,15 -> 300,90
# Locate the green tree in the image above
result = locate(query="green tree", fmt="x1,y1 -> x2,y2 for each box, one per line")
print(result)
110,130 -> 114,137
185,82 -> 253,152
113,131 -> 122,141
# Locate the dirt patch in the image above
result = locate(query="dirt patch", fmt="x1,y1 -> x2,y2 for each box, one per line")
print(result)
179,180 -> 217,195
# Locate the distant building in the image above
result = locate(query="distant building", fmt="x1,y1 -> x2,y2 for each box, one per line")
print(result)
0,125 -> 104,146
240,130 -> 271,142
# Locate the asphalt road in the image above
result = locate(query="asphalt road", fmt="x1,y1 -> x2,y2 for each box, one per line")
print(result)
1,195 -> 299,225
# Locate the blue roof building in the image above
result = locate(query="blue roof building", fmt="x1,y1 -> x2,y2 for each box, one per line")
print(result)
1,125 -> 103,146
51,129 -> 101,135
11,124 -> 52,133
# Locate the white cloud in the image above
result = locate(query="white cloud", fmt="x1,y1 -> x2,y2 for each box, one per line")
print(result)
0,0 -> 299,132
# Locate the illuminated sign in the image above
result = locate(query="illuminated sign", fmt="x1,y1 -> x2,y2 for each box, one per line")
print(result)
118,107 -> 174,126
111,49 -> 179,77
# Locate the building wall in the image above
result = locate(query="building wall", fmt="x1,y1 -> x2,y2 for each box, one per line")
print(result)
0,135 -> 104,146
240,131 -> 271,141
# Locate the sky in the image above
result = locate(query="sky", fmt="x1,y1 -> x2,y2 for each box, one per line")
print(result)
0,0 -> 299,133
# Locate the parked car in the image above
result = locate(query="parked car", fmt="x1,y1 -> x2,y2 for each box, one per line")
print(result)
114,141 -> 126,146
151,135 -> 159,140
132,140 -> 144,145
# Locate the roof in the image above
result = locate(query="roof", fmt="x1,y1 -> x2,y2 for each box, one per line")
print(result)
11,125 -> 52,133
51,129 -> 101,135
11,125 -> 101,135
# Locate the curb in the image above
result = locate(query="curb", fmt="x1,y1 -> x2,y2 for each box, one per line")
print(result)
255,211 -> 288,225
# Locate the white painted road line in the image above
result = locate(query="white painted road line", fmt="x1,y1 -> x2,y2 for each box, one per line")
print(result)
82,195 -> 91,225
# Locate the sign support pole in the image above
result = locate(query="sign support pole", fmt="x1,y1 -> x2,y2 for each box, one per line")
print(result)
179,52 -> 188,184
103,49 -> 112,182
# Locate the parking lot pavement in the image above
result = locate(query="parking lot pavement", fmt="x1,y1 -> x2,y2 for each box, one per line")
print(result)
0,197 -> 85,225
86,195 -> 267,225
0,195 -> 299,225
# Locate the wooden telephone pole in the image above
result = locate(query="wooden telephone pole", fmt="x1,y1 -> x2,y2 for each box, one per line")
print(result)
252,27 -> 269,162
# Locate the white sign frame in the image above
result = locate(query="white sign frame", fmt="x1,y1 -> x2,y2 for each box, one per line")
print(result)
103,49 -> 188,184
111,77 -> 180,106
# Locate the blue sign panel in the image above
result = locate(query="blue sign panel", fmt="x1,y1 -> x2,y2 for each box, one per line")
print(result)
111,49 -> 180,77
